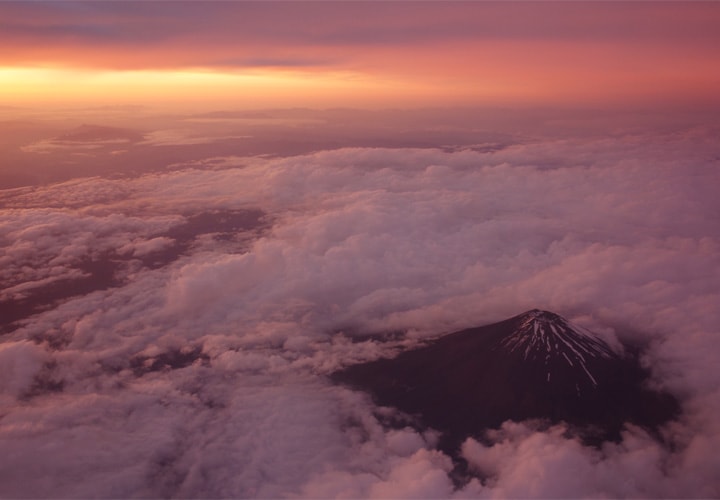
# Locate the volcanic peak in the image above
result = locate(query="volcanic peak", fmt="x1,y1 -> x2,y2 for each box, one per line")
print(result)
501,310 -> 618,386
332,308 -> 680,452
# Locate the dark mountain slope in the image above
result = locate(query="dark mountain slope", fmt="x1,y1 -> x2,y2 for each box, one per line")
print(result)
332,310 -> 679,450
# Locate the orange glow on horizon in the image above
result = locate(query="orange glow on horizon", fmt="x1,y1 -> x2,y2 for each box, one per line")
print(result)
0,65 -> 568,112
3,60 -> 717,113
0,66 -> 443,109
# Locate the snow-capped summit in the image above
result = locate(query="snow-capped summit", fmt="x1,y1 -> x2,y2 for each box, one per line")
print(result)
500,309 -> 618,387
332,309 -> 679,453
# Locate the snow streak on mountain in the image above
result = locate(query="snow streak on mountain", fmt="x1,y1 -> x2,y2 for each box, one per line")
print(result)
500,309 -> 617,387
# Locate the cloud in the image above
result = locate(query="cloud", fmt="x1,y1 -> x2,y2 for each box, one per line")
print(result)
0,208 -> 180,318
139,129 -> 251,147
20,138 -> 130,155
0,341 -> 49,399
4,3 -> 719,59
461,419 -> 720,498
117,236 -> 175,258
20,124 -> 144,155
0,126 -> 719,496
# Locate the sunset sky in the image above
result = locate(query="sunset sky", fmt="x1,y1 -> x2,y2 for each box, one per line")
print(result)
2,1 -> 720,110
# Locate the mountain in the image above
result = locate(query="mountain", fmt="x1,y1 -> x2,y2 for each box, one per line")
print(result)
332,309 -> 679,451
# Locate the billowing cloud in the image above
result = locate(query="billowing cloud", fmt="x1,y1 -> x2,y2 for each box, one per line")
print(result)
461,419 -> 720,498
0,124 -> 719,497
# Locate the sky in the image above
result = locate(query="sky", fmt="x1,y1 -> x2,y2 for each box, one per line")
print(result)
1,1 -> 720,110
1,1 -> 720,499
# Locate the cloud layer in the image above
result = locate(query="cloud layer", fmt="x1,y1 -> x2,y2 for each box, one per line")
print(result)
1,125 -> 719,497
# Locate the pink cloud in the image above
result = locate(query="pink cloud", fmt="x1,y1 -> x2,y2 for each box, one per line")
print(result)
0,125 -> 719,496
